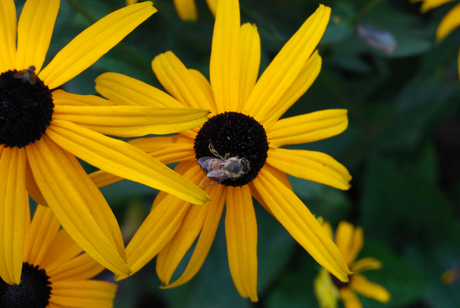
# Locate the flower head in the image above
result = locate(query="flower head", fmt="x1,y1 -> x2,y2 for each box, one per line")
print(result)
93,0 -> 352,301
0,205 -> 117,307
0,0 -> 210,285
314,220 -> 391,308
127,0 -> 217,21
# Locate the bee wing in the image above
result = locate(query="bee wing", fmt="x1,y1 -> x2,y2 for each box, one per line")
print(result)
197,157 -> 224,170
200,176 -> 220,189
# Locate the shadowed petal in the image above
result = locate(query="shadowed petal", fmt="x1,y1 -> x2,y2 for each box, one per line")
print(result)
436,3 -> 460,41
206,0 -> 218,16
15,0 -> 59,72
243,5 -> 330,124
210,0 -> 240,112
336,221 -> 363,265
0,0 -> 16,72
314,268 -> 339,308
46,119 -> 209,205
95,72 -> 185,107
152,52 -> 215,111
339,288 -> 362,308
53,104 -> 208,137
267,148 -> 351,190
238,23 -> 260,112
49,280 -> 117,307
173,0 -> 197,21
53,90 -> 114,106
39,2 -> 156,89
351,257 -> 382,273
161,184 -> 226,288
252,168 -> 351,282
156,185 -> 223,286
120,163 -> 203,280
0,147 -> 28,284
25,136 -> 130,276
267,109 -> 348,148
40,228 -> 84,272
226,186 -> 258,302
350,274 -> 390,303
25,159 -> 48,206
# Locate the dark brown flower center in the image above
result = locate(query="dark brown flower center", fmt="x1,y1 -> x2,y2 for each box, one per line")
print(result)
0,67 -> 54,148
194,112 -> 268,187
0,262 -> 52,308
331,273 -> 351,289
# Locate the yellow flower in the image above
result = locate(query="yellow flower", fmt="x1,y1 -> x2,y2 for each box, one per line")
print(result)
127,0 -> 217,21
0,205 -> 117,307
314,221 -> 391,308
0,0 -> 210,285
411,0 -> 460,78
92,1 -> 352,301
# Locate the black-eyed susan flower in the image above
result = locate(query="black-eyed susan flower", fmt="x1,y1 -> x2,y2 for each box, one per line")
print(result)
314,220 -> 391,308
0,205 -> 117,308
92,0 -> 352,301
411,0 -> 460,78
127,0 -> 217,21
0,0 -> 210,285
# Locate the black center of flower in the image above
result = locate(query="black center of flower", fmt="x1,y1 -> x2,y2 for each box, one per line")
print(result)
331,273 -> 351,289
0,67 -> 54,148
194,112 -> 268,187
0,262 -> 52,308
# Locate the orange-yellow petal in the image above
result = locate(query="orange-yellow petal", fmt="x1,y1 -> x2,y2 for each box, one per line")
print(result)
436,3 -> 460,41
173,0 -> 197,21
339,288 -> 363,308
225,185 -> 258,302
267,148 -> 352,190
206,0 -> 218,16
350,274 -> 391,303
351,257 -> 382,273
0,147 -> 28,284
39,2 -> 156,89
336,221 -> 363,265
414,0 -> 454,13
0,0 -> 17,72
210,0 -> 240,112
15,0 -> 59,72
52,89 -> 114,106
25,158 -> 48,206
49,280 -> 117,307
252,167 -> 351,282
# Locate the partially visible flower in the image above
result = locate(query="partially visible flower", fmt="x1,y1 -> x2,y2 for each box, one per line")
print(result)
0,205 -> 117,307
411,0 -> 460,78
92,1 -> 352,302
314,221 -> 391,308
441,263 -> 460,284
0,0 -> 209,285
127,0 -> 217,21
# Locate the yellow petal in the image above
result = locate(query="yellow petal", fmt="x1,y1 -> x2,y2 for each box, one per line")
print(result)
351,257 -> 382,273
152,52 -> 214,111
210,0 -> 240,112
46,119 -> 210,205
0,0 -> 16,72
39,2 -> 156,89
89,170 -> 123,189
267,148 -> 352,190
95,72 -> 185,108
252,168 -> 351,282
243,5 -> 330,124
126,0 -> 138,4
206,0 -> 218,16
268,109 -> 348,148
49,280 -> 117,307
417,0 -> 454,12
225,186 -> 258,302
339,288 -> 363,308
23,205 -> 60,266
436,3 -> 460,41
336,221 -> 363,265
322,221 -> 334,240
53,104 -> 208,137
52,89 -> 114,106
40,228 -> 84,271
49,251 -> 106,281
15,0 -> 59,72
173,0 -> 197,21
263,50 -> 322,128
0,147 -> 28,284
25,136 -> 130,276
156,185 -> 223,285
350,274 -> 391,303
25,159 -> 48,206
187,69 -> 217,114
238,23 -> 261,112
314,268 -> 339,308
161,184 -> 226,288
120,163 -> 203,279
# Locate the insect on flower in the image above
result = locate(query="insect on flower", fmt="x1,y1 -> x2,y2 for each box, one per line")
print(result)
198,141 -> 250,188
14,66 -> 37,85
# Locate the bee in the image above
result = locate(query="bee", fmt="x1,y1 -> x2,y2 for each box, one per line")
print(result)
14,66 -> 37,85
197,141 -> 250,188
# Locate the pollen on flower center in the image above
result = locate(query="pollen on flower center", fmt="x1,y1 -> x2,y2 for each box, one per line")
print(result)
0,67 -> 54,148
0,262 -> 52,308
194,112 -> 268,187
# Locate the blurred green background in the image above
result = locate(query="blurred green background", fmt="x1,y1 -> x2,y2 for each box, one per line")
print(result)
20,0 -> 460,306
